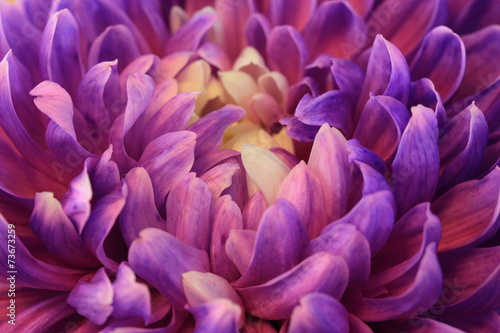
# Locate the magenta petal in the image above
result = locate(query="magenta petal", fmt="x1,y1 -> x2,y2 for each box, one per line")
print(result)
302,1 -> 367,59
138,131 -> 196,207
242,191 -> 267,231
129,228 -> 210,309
86,145 -> 121,199
432,166 -> 500,251
410,26 -> 465,102
234,199 -> 308,288
410,78 -> 447,128
225,229 -> 256,275
120,167 -> 165,246
112,262 -> 151,322
436,312 -> 499,333
357,35 -> 410,112
61,165 -> 92,234
237,252 -> 349,320
82,182 -> 127,271
365,0 -> 446,55
187,105 -> 245,157
324,190 -> 394,255
391,105 -> 439,216
270,0 -> 315,31
67,268 -> 114,325
438,104 -> 488,191
200,163 -> 240,202
346,243 -> 442,321
368,203 -> 441,287
210,196 -> 243,282
120,54 -> 161,86
88,24 -> 141,72
40,9 -> 84,97
378,317 -> 465,333
267,25 -> 308,84
276,161 -> 327,238
245,13 -> 271,58
288,293 -> 349,333
353,95 -> 410,161
309,124 -> 350,222
30,192 -> 99,268
305,223 -> 371,284
190,299 -> 241,333
166,173 -> 211,251
0,213 -> 84,291
198,42 -> 232,71
165,12 -> 217,54
437,246 -> 500,314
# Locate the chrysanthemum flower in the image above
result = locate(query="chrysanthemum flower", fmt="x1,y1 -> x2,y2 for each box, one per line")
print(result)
0,0 -> 499,332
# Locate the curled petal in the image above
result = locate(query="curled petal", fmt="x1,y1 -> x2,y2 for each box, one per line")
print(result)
120,167 -> 165,246
346,139 -> 386,175
67,268 -> 114,325
61,166 -> 92,234
166,173 -> 211,251
210,196 -> 243,282
129,228 -> 210,309
331,58 -> 365,108
302,1 -> 367,59
432,167 -> 500,251
225,229 -> 256,275
165,12 -> 217,54
288,293 -> 349,333
190,299 -> 241,333
410,26 -> 465,102
410,78 -> 447,128
234,199 -> 308,288
353,95 -> 410,161
242,190 -> 267,231
200,163 -> 240,202
391,105 -> 439,216
40,9 -> 84,97
237,252 -> 349,320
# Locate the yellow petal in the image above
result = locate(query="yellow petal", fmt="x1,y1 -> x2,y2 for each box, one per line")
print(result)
258,71 -> 289,105
219,70 -> 258,108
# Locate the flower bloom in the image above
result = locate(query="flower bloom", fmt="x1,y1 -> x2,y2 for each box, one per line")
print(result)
0,0 -> 499,332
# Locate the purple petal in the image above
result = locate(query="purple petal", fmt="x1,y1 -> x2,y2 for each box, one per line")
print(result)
431,166 -> 500,251
82,183 -> 127,271
391,105 -> 439,216
276,161 -> 327,238
112,263 -> 151,322
30,192 -> 99,268
237,252 -> 349,320
437,312 -> 499,333
368,203 -> 441,288
285,76 -> 319,115
331,58 -> 365,111
448,0 -> 500,35
349,161 -> 392,205
304,223 -> 371,284
308,124 -> 350,221
345,243 -> 442,321
0,213 -> 84,291
324,190 -> 394,255
267,25 -> 308,84
294,90 -> 353,135
269,147 -> 299,169
346,139 -> 386,175
365,0 -> 446,55
138,131 -> 196,208
61,165 -> 92,234
128,228 -> 210,309
353,95 -> 410,161
120,167 -> 165,246
245,13 -> 271,59
242,190 -> 267,231
40,9 -> 84,97
302,1 -> 367,59
348,314 -> 374,333
187,105 -> 245,157
88,24 -> 141,72
86,145 -> 120,199
191,149 -> 240,176
190,299 -> 241,333
198,42 -> 232,71
438,103 -> 488,191
357,35 -> 410,112
453,26 -> 500,102
436,246 -> 500,313
165,12 -> 217,54
270,0 -> 315,31
166,173 -> 211,251
349,0 -> 374,18
282,116 -> 321,142
409,78 -> 447,128
143,91 -> 198,148
67,268 -> 114,325
410,26 -> 465,103
210,196 -> 243,282
123,73 -> 155,135
200,163 -> 240,202
216,0 -> 255,60
120,54 -> 161,86
225,229 -> 256,275
378,317 -> 465,332
234,199 -> 308,288
288,293 -> 349,333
